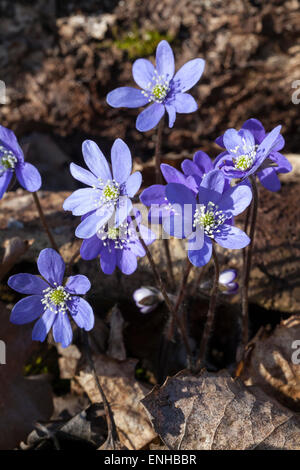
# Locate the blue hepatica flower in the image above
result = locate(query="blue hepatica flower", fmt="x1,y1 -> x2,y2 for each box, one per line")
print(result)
63,138 -> 142,238
219,269 -> 239,295
80,211 -> 156,275
8,248 -> 94,348
0,124 -> 41,199
163,170 -> 252,267
215,119 -> 292,192
106,40 -> 205,132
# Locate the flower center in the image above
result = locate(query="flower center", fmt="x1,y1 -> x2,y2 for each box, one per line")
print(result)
141,70 -> 170,104
41,285 -> 71,314
97,221 -> 132,250
0,146 -> 17,171
230,140 -> 258,171
193,202 -> 227,238
102,180 -> 120,202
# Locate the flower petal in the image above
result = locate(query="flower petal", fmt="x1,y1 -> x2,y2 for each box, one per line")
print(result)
194,151 -> 213,174
10,295 -> 44,324
174,93 -> 197,113
111,138 -> 132,184
136,103 -> 165,132
241,118 -> 265,143
156,40 -> 175,79
165,182 -> 196,207
214,225 -> 250,249
219,269 -> 237,285
70,163 -> 100,187
68,297 -> 94,331
52,312 -> 73,348
173,58 -> 205,92
188,236 -> 212,267
218,184 -> 252,216
0,171 -> 12,199
80,236 -> 103,260
37,248 -> 65,286
126,171 -> 142,197
0,125 -> 24,160
32,309 -> 56,342
115,197 -> 132,227
106,87 -> 148,108
132,59 -> 155,89
165,104 -> 176,128
161,163 -> 187,185
140,184 -> 165,206
100,246 -> 117,274
117,249 -> 138,275
271,152 -> 292,174
75,206 -> 114,239
65,275 -> 91,295
82,140 -> 112,181
8,273 -> 48,295
63,188 -> 101,215
16,162 -> 41,192
258,167 -> 281,192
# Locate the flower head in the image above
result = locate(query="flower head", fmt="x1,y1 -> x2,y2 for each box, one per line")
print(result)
0,125 -> 41,199
133,286 -> 163,313
214,120 -> 289,189
80,211 -> 156,275
8,248 -> 94,348
163,170 -> 252,267
63,138 -> 142,238
106,40 -> 205,132
218,269 -> 239,295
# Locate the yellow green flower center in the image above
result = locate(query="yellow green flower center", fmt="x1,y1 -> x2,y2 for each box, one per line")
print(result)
152,83 -> 169,101
194,202 -> 227,238
50,288 -> 67,305
107,227 -> 119,240
0,146 -> 17,170
41,285 -> 71,314
103,181 -> 120,202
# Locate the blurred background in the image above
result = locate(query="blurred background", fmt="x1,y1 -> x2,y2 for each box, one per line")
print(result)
0,0 -> 299,190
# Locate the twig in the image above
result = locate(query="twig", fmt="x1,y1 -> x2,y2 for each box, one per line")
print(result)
196,244 -> 220,370
32,191 -> 59,253
82,330 -> 118,450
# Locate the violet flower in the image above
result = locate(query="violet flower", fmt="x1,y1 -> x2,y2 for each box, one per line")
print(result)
63,139 -> 142,238
106,40 -> 205,132
214,122 -> 286,188
80,212 -> 156,275
215,119 -> 292,191
8,248 -> 94,348
133,286 -> 163,314
0,125 -> 41,199
164,170 -> 252,267
219,269 -> 239,295
181,150 -> 214,188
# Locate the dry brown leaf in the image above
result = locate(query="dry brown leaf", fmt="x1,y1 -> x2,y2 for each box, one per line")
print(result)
242,316 -> 300,411
76,354 -> 156,449
142,370 -> 300,450
0,302 -> 53,449
0,237 -> 32,282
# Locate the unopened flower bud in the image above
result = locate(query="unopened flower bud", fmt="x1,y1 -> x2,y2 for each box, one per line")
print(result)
133,286 -> 163,314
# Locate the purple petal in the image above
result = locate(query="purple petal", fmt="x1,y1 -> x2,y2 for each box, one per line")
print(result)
65,275 -> 91,295
111,138 -> 132,184
271,152 -> 292,174
70,163 -> 100,187
219,269 -> 237,285
32,309 -> 56,342
224,282 -> 239,294
115,197 -> 132,227
8,273 -> 48,295
161,163 -> 187,185
68,297 -> 94,331
106,87 -> 148,108
0,171 -> 12,199
52,312 -> 73,348
37,248 -> 65,286
63,188 -> 101,215
165,104 -> 176,128
165,182 -> 196,207
214,226 -> 250,249
117,249 -> 137,275
126,171 -> 142,197
100,246 -> 117,274
140,184 -> 165,206
272,134 -> 285,152
16,162 -> 41,192
136,103 -> 165,132
139,224 -> 156,246
132,59 -> 155,89
173,58 -> 205,92
80,236 -> 103,260
247,125 -> 282,177
215,135 -> 224,148
188,236 -> 212,267
10,295 -> 44,324
241,118 -> 265,143
218,184 -> 252,216
187,226 -> 204,252
194,151 -> 213,174
0,125 -> 24,160
174,93 -> 197,113
156,40 -> 175,79
75,206 -> 114,239
258,167 -> 281,192
181,159 -> 202,178
82,140 -> 112,181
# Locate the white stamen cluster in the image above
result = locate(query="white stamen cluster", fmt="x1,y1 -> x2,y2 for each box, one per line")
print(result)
0,145 -> 17,171
141,70 -> 170,103
41,283 -> 71,314
97,221 -> 133,250
230,140 -> 258,171
193,202 -> 227,238
92,178 -> 120,209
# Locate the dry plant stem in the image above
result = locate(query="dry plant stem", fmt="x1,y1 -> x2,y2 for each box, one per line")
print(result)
196,244 -> 220,369
241,176 -> 259,350
65,247 -> 81,277
82,330 -> 118,450
190,263 -> 208,297
139,234 -> 192,362
32,191 -> 59,253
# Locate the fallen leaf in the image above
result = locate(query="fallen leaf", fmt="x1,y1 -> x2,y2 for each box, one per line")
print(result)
242,316 -> 300,411
0,237 -> 32,282
76,354 -> 157,449
142,370 -> 300,450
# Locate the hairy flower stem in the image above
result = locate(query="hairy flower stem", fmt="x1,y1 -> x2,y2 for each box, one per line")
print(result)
32,191 -> 60,253
196,244 -> 219,369
154,118 -> 175,288
138,233 -> 192,364
240,176 -> 259,354
166,259 -> 192,341
82,330 -> 119,450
